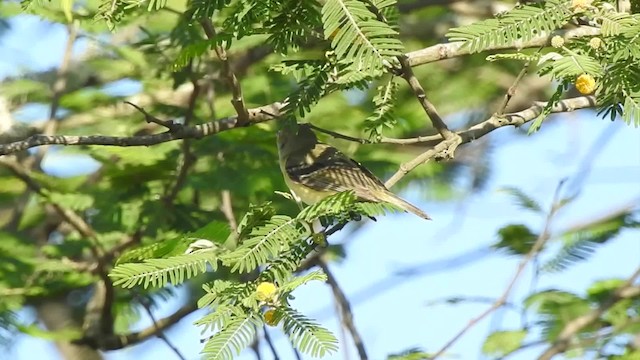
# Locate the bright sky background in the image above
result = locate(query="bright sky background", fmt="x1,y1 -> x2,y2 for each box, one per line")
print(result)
3,15 -> 640,360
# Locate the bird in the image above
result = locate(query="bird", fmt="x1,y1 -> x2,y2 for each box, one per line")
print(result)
277,123 -> 431,220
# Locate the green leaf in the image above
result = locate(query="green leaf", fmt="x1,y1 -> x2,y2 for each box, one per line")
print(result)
297,191 -> 358,222
498,186 -> 543,213
482,330 -> 527,357
447,0 -> 573,53
493,224 -> 538,255
110,251 -> 219,289
543,212 -> 632,272
278,269 -> 327,294
322,0 -> 403,72
201,314 -> 260,360
280,307 -> 339,357
222,215 -> 303,274
16,324 -> 82,341
46,192 -> 94,211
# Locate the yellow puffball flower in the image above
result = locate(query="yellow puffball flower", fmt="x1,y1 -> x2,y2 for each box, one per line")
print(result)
575,74 -> 596,95
571,0 -> 593,10
263,309 -> 280,326
256,282 -> 278,302
589,37 -> 602,50
551,35 -> 564,48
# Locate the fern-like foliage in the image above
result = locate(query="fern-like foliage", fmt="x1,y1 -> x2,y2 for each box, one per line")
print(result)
266,0 -> 323,53
538,50 -> 603,79
201,314 -> 260,360
322,0 -> 403,72
498,186 -> 543,213
110,250 -> 218,288
599,12 -> 640,37
542,211 -> 637,272
365,77 -> 399,140
446,0 -> 573,53
280,307 -> 339,357
221,215 -> 306,274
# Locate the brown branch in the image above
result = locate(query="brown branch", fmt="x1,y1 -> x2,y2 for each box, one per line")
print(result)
385,136 -> 461,188
33,23 -> 77,166
317,259 -> 368,360
365,3 -> 454,141
98,303 -> 198,350
164,78 -> 201,204
384,96 -> 596,187
308,123 -> 370,144
0,156 -> 115,338
262,326 -> 281,360
0,102 -> 284,155
381,95 -> 596,146
495,62 -> 531,116
397,55 -> 455,140
406,26 -> 601,68
125,101 -> 184,132
428,181 -> 567,360
220,190 -> 238,232
200,18 -> 249,125
537,271 -> 640,360
139,299 -> 187,360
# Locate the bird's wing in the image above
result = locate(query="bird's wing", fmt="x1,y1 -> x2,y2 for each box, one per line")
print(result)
284,142 -> 388,202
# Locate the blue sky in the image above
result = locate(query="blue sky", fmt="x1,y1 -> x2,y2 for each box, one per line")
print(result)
3,14 -> 640,360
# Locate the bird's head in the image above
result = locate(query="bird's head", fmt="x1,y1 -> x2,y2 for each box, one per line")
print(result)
277,123 -> 318,158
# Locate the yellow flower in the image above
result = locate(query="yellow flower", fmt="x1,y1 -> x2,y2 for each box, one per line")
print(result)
589,37 -> 602,50
571,0 -> 593,10
575,74 -> 596,95
256,282 -> 278,302
551,36 -> 564,48
263,309 -> 280,326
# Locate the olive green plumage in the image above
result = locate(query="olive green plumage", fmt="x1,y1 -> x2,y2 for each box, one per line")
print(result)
277,124 -> 430,220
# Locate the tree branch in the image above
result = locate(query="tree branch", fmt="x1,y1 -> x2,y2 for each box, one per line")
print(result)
33,23 -> 77,166
0,102 -> 284,155
139,298 -> 187,360
384,96 -> 596,187
398,55 -> 455,140
317,259 -> 368,360
537,271 -> 640,360
200,18 -> 249,124
98,303 -> 198,350
406,26 -> 601,68
428,181 -> 567,360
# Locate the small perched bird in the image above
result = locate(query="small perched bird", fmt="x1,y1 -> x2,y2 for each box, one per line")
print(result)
277,123 -> 431,220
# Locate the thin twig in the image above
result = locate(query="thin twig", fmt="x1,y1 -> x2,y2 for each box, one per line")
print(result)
220,189 -> 238,232
125,101 -> 184,132
385,136 -> 461,188
383,96 -> 596,187
495,62 -> 530,116
97,303 -> 198,350
262,326 -> 280,360
307,123 -> 370,144
317,259 -> 368,360
0,102 -> 284,156
428,180 -> 568,360
537,270 -> 640,360
33,23 -> 77,166
380,95 -> 596,146
365,4 -> 454,141
139,299 -> 187,360
200,18 -> 249,124
164,77 -> 201,204
397,55 -> 455,140
406,26 -> 600,68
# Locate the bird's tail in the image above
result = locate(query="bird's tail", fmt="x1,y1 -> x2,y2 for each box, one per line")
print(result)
379,191 -> 431,220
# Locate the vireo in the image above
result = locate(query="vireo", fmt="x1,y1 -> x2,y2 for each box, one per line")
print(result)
277,123 -> 431,220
